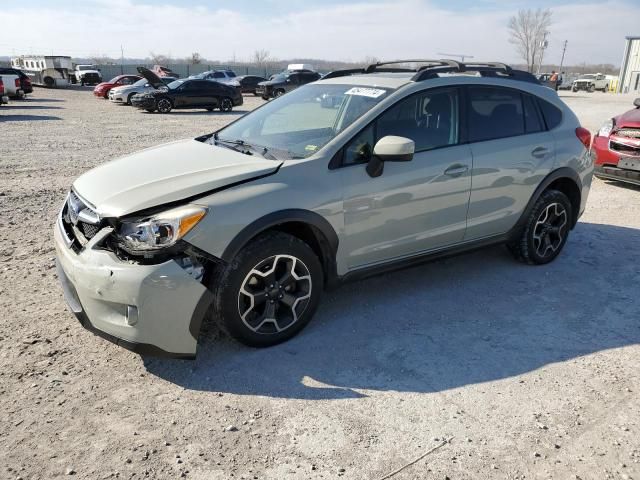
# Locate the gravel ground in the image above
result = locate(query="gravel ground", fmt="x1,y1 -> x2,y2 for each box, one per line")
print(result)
1,87 -> 639,480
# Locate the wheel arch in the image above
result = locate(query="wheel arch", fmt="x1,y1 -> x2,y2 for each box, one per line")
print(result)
220,209 -> 339,286
511,167 -> 582,239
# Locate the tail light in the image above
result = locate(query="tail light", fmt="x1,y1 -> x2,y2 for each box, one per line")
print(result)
15,78 -> 20,88
0,79 -> 4,95
575,127 -> 592,148
24,77 -> 31,86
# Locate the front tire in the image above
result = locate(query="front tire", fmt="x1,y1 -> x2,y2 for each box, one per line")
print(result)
274,89 -> 285,97
219,97 -> 233,112
127,93 -> 135,105
588,84 -> 595,93
210,232 -> 323,347
157,98 -> 173,113
507,190 -> 572,265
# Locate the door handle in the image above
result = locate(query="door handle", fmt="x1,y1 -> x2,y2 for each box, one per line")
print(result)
531,146 -> 550,158
444,164 -> 469,177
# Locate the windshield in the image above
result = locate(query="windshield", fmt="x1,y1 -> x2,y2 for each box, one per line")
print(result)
269,74 -> 287,82
581,74 -> 596,79
226,71 -> 236,77
78,65 -> 96,71
167,80 -> 184,89
213,83 -> 391,159
132,78 -> 147,87
108,76 -> 121,83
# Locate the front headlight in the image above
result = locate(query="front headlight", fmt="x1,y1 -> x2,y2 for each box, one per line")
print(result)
598,119 -> 614,137
116,205 -> 207,252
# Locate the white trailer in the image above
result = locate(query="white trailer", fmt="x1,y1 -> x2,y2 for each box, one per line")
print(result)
10,55 -> 73,87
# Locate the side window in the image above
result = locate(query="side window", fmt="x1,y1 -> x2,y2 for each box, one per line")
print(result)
344,124 -> 375,166
377,89 -> 458,151
522,94 -> 544,134
467,87 -> 524,142
537,99 -> 563,130
213,72 -> 225,78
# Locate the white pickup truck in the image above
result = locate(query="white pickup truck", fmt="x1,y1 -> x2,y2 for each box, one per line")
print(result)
572,73 -> 609,92
72,65 -> 102,86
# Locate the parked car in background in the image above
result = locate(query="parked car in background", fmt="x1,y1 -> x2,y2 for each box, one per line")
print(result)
152,65 -> 179,78
256,69 -> 321,99
572,73 -> 608,92
109,76 -> 177,105
0,77 -> 9,106
72,65 -> 102,86
558,74 -> 577,90
190,70 -> 238,85
0,68 -> 33,96
593,97 -> 640,186
93,75 -> 141,99
235,75 -> 267,95
0,72 -> 24,99
131,67 -> 242,113
54,59 -> 592,358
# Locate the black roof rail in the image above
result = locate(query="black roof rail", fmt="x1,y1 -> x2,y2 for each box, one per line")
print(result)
322,59 -> 540,85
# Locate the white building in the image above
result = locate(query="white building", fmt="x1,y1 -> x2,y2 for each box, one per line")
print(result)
618,36 -> 640,94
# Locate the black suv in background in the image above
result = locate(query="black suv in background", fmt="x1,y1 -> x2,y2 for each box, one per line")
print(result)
236,75 -> 267,95
256,69 -> 321,99
132,67 -> 242,114
0,68 -> 33,96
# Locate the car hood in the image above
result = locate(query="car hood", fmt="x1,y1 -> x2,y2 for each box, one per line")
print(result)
72,139 -> 282,217
94,82 -> 113,89
137,66 -> 165,89
615,107 -> 640,128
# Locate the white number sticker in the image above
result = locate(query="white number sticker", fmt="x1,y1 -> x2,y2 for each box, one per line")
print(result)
344,87 -> 386,98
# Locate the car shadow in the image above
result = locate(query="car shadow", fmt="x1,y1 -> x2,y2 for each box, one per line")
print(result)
1,105 -> 63,110
159,110 -> 251,116
144,222 -> 640,399
601,179 -> 640,192
20,97 -> 66,103
0,114 -> 62,121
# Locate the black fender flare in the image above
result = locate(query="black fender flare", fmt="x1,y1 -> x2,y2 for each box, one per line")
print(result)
221,209 -> 340,282
509,167 -> 582,239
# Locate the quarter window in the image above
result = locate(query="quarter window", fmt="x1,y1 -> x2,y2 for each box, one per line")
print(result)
538,99 -> 563,130
522,94 -> 544,134
467,87 -> 525,142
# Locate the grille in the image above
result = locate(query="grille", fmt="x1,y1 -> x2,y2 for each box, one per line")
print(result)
616,128 -> 640,139
62,191 -> 102,244
83,73 -> 101,83
610,140 -> 640,155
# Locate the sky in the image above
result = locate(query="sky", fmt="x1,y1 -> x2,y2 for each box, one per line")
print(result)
0,0 -> 638,66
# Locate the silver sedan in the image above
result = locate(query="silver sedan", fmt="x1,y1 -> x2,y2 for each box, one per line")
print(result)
108,77 -> 176,104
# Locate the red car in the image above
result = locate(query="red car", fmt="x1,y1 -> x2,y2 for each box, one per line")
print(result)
593,97 -> 640,186
93,75 -> 141,99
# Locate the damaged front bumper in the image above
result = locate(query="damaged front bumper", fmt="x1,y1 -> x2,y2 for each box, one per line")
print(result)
54,217 -> 212,359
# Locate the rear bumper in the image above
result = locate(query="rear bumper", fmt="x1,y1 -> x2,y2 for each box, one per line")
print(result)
54,220 -> 211,358
0,95 -> 8,104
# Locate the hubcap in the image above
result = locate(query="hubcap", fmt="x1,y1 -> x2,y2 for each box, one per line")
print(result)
533,202 -> 567,258
238,255 -> 312,334
158,99 -> 170,112
221,98 -> 232,111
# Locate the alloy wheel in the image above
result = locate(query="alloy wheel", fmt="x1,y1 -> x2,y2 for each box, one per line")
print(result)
157,98 -> 172,113
532,202 -> 568,258
238,255 -> 312,335
220,98 -> 233,112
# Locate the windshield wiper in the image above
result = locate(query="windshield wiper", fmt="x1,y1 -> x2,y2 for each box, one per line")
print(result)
213,134 -> 278,160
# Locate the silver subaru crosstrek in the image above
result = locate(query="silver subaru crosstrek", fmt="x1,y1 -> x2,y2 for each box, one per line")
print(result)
54,60 -> 593,358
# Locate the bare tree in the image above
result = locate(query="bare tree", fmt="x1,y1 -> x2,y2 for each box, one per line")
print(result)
253,49 -> 270,65
189,52 -> 202,64
508,8 -> 552,73
362,56 -> 380,66
149,52 -> 173,65
90,55 -> 117,65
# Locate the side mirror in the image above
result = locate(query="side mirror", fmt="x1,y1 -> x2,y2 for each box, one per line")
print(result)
634,98 -> 640,108
374,136 -> 415,162
366,136 -> 415,178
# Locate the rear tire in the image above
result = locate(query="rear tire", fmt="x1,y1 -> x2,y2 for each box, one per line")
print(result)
210,231 -> 324,347
127,93 -> 135,105
507,189 -> 573,265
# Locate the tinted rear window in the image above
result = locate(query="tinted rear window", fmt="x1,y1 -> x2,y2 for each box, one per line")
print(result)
538,99 -> 563,130
467,87 -> 524,142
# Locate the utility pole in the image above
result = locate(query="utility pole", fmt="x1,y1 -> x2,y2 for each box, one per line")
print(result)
536,32 -> 549,75
559,40 -> 568,71
120,45 -> 124,75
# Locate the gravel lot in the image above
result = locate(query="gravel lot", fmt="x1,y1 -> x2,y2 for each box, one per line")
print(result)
1,87 -> 639,480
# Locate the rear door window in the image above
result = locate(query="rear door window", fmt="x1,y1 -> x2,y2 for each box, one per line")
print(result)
467,87 -> 525,142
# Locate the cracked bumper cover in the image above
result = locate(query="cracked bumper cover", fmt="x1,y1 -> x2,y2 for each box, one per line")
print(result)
54,222 -> 212,358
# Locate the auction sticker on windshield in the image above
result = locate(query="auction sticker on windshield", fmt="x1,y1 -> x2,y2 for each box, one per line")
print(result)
344,87 -> 386,98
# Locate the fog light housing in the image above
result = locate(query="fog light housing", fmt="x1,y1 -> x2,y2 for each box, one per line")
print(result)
126,305 -> 139,326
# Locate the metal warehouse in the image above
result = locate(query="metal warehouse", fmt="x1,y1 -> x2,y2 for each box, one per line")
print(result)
618,35 -> 640,93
